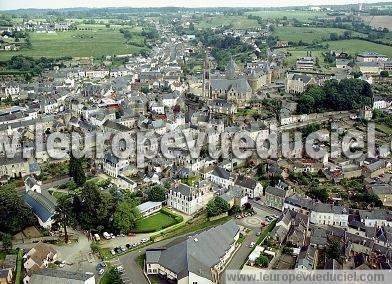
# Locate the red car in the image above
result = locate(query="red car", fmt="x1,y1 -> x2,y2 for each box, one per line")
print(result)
128,232 -> 136,237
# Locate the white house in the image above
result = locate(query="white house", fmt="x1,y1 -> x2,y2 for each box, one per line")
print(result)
210,166 -> 236,189
310,203 -> 348,227
359,209 -> 392,227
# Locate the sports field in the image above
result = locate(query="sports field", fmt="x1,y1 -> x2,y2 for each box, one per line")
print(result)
274,27 -> 366,43
0,27 -> 146,60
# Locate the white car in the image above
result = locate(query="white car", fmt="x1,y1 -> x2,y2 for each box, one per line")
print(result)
98,269 -> 105,275
249,242 -> 256,248
116,266 -> 124,273
141,238 -> 149,243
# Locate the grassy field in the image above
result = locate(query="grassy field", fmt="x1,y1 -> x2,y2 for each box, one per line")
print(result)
134,212 -> 178,233
197,15 -> 259,29
246,10 -> 331,21
274,27 -> 365,43
326,39 -> 392,57
0,28 -> 146,60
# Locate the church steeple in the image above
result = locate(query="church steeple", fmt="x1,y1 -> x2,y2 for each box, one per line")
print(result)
203,53 -> 210,98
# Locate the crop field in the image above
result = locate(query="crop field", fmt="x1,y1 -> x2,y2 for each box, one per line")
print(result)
0,27 -> 146,60
197,15 -> 259,29
274,27 -> 366,43
246,10 -> 331,21
326,39 -> 392,57
361,16 -> 392,30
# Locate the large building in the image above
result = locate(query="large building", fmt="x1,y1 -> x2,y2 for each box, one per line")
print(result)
28,269 -> 95,284
145,220 -> 240,283
203,57 -> 271,106
356,52 -> 388,63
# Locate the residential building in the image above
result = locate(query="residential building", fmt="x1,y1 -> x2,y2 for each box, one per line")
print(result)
356,52 -> 388,63
167,182 -> 213,215
24,242 -> 58,272
310,203 -> 348,227
296,57 -> 314,70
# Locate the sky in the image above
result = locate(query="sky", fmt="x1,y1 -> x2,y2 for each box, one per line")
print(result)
0,0 -> 384,10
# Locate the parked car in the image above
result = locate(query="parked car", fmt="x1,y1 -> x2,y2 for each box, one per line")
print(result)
110,250 -> 116,255
128,232 -> 136,237
116,266 -> 124,273
249,242 -> 256,248
256,232 -> 261,236
141,238 -> 149,243
126,243 -> 132,249
98,269 -> 105,275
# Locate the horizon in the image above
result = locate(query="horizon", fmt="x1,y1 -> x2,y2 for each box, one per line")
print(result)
0,0 -> 388,11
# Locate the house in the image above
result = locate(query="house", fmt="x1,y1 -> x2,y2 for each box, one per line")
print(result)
295,246 -> 318,271
221,187 -> 248,208
234,176 -> 262,199
136,201 -> 162,217
336,59 -> 351,69
167,182 -> 213,215
24,242 -> 58,272
283,194 -> 314,215
22,176 -> 57,228
356,52 -> 388,63
358,62 -> 380,74
271,209 -> 309,247
310,203 -> 348,227
28,269 -> 95,284
362,159 -> 392,178
264,181 -> 293,211
210,166 -> 236,189
102,153 -> 130,178
359,209 -> 392,227
285,73 -> 315,94
145,220 -> 240,283
296,57 -> 314,70
368,184 -> 392,206
0,269 -> 12,284
208,99 -> 237,115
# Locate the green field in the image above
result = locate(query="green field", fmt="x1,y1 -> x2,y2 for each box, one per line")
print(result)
134,212 -> 178,233
0,28 -> 146,60
197,15 -> 259,29
326,39 -> 392,58
246,10 -> 331,21
275,27 -> 365,43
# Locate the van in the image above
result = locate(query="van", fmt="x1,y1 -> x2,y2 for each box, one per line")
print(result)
94,234 -> 101,241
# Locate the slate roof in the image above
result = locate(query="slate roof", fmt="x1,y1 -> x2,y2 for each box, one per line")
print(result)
29,269 -> 94,283
235,176 -> 257,189
210,78 -> 251,93
22,190 -> 57,222
265,186 -> 286,198
146,220 -> 239,281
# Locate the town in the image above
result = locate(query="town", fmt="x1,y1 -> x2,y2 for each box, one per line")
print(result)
0,1 -> 392,284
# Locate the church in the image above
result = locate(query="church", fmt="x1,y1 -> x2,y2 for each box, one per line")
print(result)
203,57 -> 272,107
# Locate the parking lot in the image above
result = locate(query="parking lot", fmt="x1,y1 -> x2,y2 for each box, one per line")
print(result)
237,205 -> 279,229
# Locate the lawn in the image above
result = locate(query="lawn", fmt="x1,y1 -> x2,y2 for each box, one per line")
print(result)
246,10 -> 331,21
197,15 -> 259,29
15,249 -> 23,284
0,28 -> 147,60
326,39 -> 392,58
134,212 -> 178,233
274,27 -> 365,43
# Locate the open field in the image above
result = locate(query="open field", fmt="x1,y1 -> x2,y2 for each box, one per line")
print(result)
0,28 -> 146,60
134,212 -> 178,233
274,27 -> 366,43
361,15 -> 392,30
326,39 -> 392,57
197,15 -> 259,29
246,10 -> 331,21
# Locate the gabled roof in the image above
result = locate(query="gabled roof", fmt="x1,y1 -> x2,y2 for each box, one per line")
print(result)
146,220 -> 239,281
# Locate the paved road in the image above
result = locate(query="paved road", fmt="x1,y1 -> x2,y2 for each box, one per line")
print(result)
219,230 -> 258,284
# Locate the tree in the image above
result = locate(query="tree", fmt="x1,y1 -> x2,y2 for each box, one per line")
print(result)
52,195 -> 75,243
69,153 -> 86,187
107,268 -> 124,284
255,255 -> 269,267
1,233 -> 12,252
327,240 -> 341,260
147,186 -> 166,202
0,188 -> 36,235
206,197 -> 230,217
380,71 -> 389,77
112,202 -> 141,234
